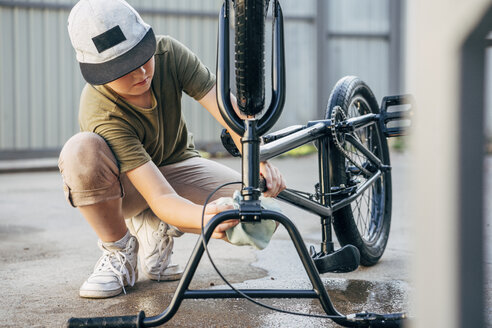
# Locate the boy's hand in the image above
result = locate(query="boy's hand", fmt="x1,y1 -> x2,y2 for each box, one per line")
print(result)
204,200 -> 239,239
260,161 -> 286,197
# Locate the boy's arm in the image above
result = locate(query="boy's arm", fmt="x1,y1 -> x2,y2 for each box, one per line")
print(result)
198,85 -> 286,197
126,160 -> 238,238
198,85 -> 245,151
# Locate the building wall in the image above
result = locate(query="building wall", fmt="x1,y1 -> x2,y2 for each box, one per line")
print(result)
322,0 -> 402,111
0,0 -> 401,155
487,46 -> 492,142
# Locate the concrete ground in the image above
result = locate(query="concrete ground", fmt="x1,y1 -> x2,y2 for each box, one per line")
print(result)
0,152 -> 489,327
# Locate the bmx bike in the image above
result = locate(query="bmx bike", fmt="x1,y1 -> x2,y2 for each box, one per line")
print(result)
67,0 -> 413,327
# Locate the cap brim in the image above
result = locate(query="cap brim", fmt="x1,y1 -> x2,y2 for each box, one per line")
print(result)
80,28 -> 156,85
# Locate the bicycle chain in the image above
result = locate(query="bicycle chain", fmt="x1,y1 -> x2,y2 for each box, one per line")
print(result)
330,106 -> 371,177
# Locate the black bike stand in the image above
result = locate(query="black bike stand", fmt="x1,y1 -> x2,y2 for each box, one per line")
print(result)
137,209 -> 346,327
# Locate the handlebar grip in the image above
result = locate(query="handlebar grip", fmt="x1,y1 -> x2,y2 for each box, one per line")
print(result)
259,177 -> 267,192
346,312 -> 406,328
66,311 -> 145,328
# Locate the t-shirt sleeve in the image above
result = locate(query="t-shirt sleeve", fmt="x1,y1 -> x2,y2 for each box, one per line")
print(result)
93,120 -> 151,173
171,37 -> 216,100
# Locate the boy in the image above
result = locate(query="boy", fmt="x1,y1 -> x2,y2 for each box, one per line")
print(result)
60,0 -> 285,299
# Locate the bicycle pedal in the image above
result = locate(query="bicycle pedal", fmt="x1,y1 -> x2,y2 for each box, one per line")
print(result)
311,245 -> 360,273
379,94 -> 414,137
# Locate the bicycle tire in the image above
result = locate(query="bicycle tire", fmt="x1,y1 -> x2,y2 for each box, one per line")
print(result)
326,76 -> 392,266
234,0 -> 266,116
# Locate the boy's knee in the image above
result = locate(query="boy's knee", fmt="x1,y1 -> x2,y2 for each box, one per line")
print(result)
59,132 -> 122,207
59,132 -> 114,174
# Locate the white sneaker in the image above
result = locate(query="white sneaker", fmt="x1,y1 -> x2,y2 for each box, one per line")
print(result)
126,209 -> 183,282
79,235 -> 138,298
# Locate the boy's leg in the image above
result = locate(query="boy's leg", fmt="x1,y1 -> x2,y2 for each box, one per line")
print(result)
60,132 -> 243,291
59,132 -> 138,298
59,132 -> 127,242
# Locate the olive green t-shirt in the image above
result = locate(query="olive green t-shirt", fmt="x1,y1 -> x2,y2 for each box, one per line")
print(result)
78,35 -> 216,172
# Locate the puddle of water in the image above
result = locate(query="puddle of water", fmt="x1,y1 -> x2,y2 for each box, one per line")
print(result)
251,279 -> 409,328
323,278 -> 408,314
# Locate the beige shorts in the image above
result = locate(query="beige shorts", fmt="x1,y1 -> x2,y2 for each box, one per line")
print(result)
58,132 -> 241,219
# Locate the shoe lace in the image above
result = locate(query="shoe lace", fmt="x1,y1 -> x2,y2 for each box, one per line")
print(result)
96,244 -> 136,294
148,222 -> 174,281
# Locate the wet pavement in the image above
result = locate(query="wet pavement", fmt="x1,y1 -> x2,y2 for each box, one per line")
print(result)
0,152 -> 489,327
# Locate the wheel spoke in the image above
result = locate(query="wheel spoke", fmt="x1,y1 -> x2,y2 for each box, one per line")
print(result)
365,192 -> 371,237
347,101 -> 384,242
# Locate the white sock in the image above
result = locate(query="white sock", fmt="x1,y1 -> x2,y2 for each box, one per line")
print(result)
102,229 -> 132,249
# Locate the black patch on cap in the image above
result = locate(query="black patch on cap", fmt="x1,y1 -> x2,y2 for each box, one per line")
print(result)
80,28 -> 156,85
92,25 -> 127,53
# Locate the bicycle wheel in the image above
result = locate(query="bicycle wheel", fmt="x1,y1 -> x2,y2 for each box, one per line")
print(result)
234,0 -> 266,116
326,76 -> 392,266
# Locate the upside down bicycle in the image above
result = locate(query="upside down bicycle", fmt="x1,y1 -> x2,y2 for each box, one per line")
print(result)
67,0 -> 413,327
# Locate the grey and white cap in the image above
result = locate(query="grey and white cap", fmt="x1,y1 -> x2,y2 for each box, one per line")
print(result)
67,0 -> 156,85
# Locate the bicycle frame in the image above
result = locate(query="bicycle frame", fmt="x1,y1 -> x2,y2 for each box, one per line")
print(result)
261,117 -> 387,216
259,117 -> 385,257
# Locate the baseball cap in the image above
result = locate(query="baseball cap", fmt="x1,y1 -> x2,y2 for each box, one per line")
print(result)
67,0 -> 156,85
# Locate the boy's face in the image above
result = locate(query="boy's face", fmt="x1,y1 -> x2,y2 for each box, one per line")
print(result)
106,56 -> 155,98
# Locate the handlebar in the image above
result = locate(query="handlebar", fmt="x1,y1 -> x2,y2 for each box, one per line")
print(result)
66,311 -> 145,328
